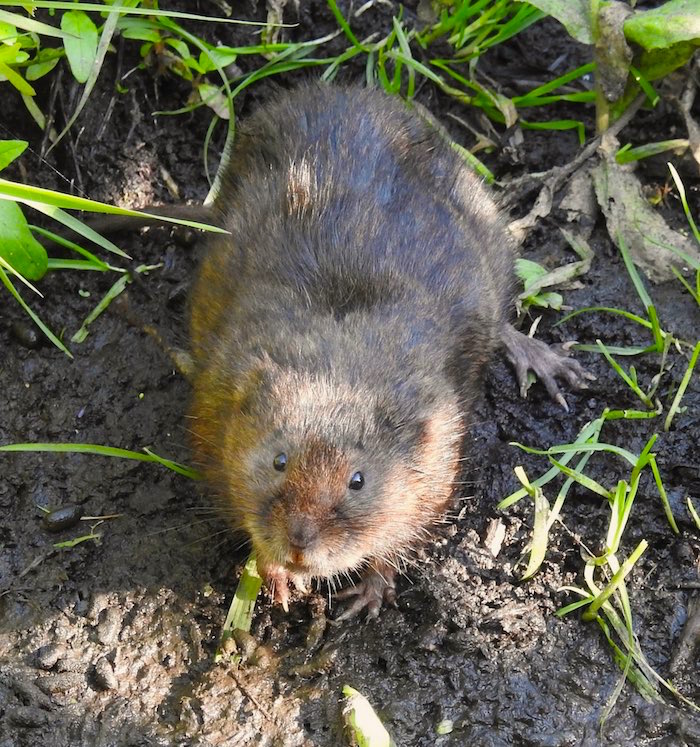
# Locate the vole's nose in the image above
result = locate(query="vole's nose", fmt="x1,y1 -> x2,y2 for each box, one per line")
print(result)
287,515 -> 319,550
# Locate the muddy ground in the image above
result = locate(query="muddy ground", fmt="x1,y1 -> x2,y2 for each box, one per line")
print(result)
1,2 -> 699,746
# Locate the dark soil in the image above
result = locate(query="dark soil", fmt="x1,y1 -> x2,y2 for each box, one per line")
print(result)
1,3 -> 699,746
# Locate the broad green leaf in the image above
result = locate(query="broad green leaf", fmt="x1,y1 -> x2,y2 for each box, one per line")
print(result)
515,258 -> 548,284
0,199 -> 48,280
117,17 -> 162,43
0,20 -> 17,45
0,42 -> 27,63
165,37 -> 190,60
198,83 -> 229,119
61,10 -> 98,84
26,49 -> 63,81
635,40 -> 699,82
0,139 -> 27,170
200,46 -> 239,70
26,56 -> 61,80
625,0 -> 700,51
515,0 -> 592,44
119,25 -> 161,43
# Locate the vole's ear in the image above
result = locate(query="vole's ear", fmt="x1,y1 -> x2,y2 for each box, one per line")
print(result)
233,355 -> 280,414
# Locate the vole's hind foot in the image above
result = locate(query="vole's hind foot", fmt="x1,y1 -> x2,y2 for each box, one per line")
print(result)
333,566 -> 397,622
113,293 -> 194,379
142,324 -> 194,379
501,323 -> 595,411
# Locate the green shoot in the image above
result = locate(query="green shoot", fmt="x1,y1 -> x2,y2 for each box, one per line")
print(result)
595,339 -> 655,409
513,466 -> 549,580
582,540 -> 648,622
688,497 -> 700,531
664,341 -> 700,431
0,442 -> 199,479
71,264 -> 160,344
342,686 -> 395,747
54,533 -> 101,549
616,139 -> 688,164
220,553 -> 263,641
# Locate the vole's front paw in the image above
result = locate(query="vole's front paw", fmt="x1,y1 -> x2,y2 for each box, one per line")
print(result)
333,565 -> 397,622
501,323 -> 595,411
261,565 -> 309,612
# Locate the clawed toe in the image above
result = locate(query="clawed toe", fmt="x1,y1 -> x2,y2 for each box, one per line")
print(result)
501,323 -> 594,409
334,567 -> 397,622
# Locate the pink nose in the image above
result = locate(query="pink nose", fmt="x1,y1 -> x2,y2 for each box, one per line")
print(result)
287,515 -> 319,550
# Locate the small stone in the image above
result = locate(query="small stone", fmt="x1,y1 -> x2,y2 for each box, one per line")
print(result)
93,657 -> 118,691
35,643 -> 66,670
95,607 -> 121,646
484,518 -> 505,557
42,505 -> 83,533
220,636 -> 237,657
8,706 -> 49,727
35,672 -> 82,695
10,321 -> 41,349
248,645 -> 274,668
231,629 -> 258,659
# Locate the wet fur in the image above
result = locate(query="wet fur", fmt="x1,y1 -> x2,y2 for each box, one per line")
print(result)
189,84 -> 513,582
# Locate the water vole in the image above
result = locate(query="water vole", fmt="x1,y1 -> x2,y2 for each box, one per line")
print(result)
187,83 -> 591,618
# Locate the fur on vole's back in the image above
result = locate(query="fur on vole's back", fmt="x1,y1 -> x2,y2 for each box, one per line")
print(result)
189,84 -> 513,596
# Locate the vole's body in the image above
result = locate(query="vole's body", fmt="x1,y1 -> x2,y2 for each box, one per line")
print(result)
187,84 -> 583,616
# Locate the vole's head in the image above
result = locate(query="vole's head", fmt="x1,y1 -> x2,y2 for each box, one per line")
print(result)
217,360 -> 463,582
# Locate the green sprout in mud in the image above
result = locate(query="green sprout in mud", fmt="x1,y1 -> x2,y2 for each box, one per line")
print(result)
502,409 -> 699,720
500,180 -> 700,719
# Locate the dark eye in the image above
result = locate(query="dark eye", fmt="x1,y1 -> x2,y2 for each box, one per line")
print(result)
349,471 -> 364,490
273,453 -> 287,472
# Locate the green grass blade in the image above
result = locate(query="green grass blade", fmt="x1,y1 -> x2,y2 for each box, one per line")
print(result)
582,541 -> 648,622
30,223 -> 114,270
0,8 -> 65,38
556,305 -> 652,329
668,162 -> 700,245
46,259 -> 107,271
574,343 -> 657,356
549,457 -> 613,501
220,552 -> 263,638
0,177 -> 226,232
327,0 -> 365,51
0,2 -> 272,26
617,232 -> 654,310
0,254 -> 43,296
648,456 -> 679,534
0,441 -> 196,478
596,339 -> 654,408
499,418 -> 604,508
615,139 -> 688,164
664,340 -> 700,432
24,200 -> 130,259
687,497 -> 700,530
